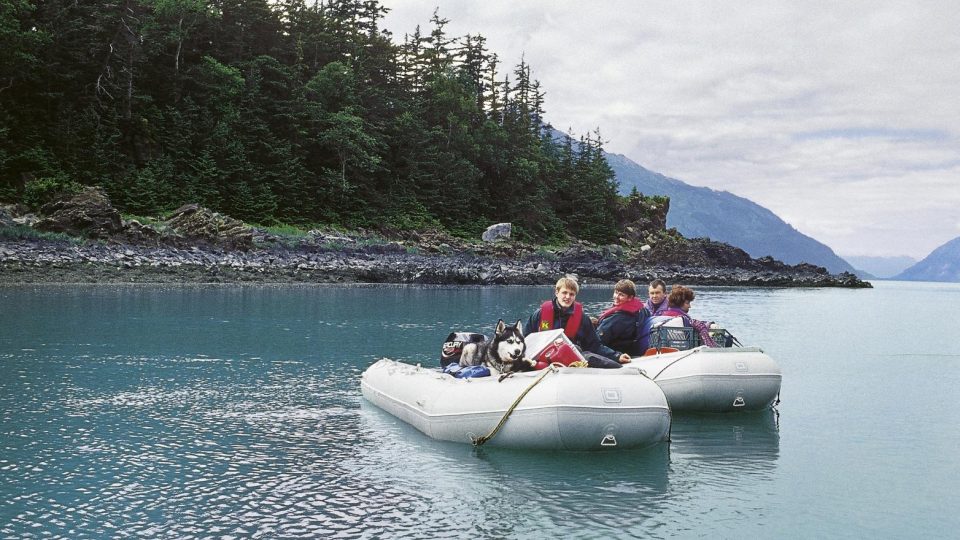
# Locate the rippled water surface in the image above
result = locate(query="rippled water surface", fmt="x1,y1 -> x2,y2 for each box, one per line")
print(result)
2,282 -> 959,538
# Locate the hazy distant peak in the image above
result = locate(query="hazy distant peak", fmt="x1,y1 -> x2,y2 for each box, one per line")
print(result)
844,255 -> 918,279
894,236 -> 960,282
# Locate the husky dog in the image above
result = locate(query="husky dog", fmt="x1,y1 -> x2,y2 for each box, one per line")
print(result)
459,319 -> 534,374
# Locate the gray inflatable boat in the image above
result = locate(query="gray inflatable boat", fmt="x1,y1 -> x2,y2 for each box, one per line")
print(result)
630,346 -> 782,412
361,358 -> 671,450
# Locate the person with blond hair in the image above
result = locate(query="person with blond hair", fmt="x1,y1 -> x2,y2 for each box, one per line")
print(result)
524,276 -> 631,368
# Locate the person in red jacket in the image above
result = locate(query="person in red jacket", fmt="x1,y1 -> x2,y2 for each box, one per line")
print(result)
596,279 -> 651,356
523,276 -> 631,368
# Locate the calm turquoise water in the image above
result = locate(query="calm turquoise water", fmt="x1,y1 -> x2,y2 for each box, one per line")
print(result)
1,281 -> 958,538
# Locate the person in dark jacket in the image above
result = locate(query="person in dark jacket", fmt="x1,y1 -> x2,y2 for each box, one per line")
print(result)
596,279 -> 651,356
524,276 -> 630,368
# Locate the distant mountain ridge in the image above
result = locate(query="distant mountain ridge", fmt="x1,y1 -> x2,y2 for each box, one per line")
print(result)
844,255 -> 917,279
893,236 -> 960,282
605,152 -> 857,275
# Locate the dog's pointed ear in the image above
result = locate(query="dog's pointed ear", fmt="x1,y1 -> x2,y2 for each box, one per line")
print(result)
495,319 -> 506,334
513,319 -> 523,333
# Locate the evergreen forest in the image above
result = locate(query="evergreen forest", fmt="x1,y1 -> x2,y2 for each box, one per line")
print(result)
1,0 -> 625,243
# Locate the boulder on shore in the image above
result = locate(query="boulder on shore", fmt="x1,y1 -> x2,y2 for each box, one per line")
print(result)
165,204 -> 254,250
34,187 -> 122,239
482,222 -> 512,242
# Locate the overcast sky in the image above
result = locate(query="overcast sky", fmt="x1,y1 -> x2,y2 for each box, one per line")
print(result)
378,1 -> 960,259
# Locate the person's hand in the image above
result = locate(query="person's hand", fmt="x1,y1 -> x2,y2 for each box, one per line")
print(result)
618,353 -> 632,364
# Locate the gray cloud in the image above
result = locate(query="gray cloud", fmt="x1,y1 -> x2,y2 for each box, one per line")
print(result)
380,1 -> 960,258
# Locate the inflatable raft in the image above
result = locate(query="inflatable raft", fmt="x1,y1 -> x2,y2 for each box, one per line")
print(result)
630,346 -> 782,412
361,358 -> 671,450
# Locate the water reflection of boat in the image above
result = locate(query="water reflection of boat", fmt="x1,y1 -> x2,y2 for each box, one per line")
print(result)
355,404 -> 673,535
357,402 -> 780,534
361,358 -> 671,450
630,346 -> 782,412
669,409 -> 781,468
469,444 -> 673,522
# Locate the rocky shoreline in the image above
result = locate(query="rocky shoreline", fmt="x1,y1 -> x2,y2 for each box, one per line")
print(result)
0,238 -> 868,287
0,187 -> 871,287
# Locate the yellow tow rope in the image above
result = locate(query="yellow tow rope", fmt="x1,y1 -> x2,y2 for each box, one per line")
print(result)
471,364 -> 559,446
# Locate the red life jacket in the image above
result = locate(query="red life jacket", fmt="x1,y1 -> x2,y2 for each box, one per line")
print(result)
539,300 -> 583,339
597,297 -> 644,323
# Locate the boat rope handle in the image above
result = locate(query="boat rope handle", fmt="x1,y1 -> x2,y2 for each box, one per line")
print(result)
471,364 -> 560,447
650,350 -> 700,380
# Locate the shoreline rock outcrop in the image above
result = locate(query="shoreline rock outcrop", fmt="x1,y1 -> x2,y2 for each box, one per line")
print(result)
0,188 -> 872,288
0,238 -> 868,287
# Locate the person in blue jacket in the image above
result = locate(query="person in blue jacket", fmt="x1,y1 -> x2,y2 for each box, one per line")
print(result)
596,279 -> 652,356
524,276 -> 631,368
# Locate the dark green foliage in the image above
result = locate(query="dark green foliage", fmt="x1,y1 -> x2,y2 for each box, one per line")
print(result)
0,0 -> 623,243
22,174 -> 83,210
0,223 -> 79,243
